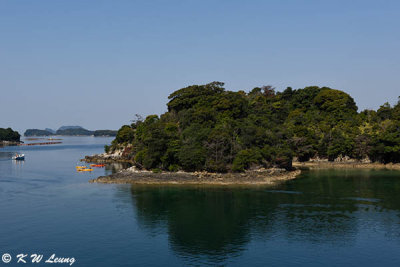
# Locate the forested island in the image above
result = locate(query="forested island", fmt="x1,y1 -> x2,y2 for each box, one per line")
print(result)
0,128 -> 21,145
96,82 -> 400,176
93,130 -> 119,137
56,127 -> 93,136
25,126 -> 117,137
24,129 -> 54,136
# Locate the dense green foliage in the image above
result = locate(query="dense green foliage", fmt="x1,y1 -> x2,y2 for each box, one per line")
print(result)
108,82 -> 400,172
24,129 -> 53,136
0,128 -> 20,142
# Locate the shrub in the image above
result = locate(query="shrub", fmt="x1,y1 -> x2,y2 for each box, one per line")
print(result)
232,149 -> 262,172
168,164 -> 180,172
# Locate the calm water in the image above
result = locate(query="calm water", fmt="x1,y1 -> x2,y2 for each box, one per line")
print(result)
1,137 -> 400,266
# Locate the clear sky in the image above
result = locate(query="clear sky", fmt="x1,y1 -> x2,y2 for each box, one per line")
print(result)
1,0 -> 400,133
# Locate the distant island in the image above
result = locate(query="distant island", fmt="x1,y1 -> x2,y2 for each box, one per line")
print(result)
24,129 -> 54,136
87,82 -> 400,176
24,126 -> 117,137
93,130 -> 119,137
0,127 -> 21,145
45,128 -> 56,134
56,126 -> 93,136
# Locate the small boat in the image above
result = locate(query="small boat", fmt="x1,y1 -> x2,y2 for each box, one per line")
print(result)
77,168 -> 93,172
12,154 -> 25,160
76,166 -> 87,169
90,164 -> 105,167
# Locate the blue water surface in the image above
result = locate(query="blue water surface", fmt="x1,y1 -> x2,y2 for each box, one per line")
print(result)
1,137 -> 400,266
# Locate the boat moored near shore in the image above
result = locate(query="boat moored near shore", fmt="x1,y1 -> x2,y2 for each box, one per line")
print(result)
12,153 -> 25,160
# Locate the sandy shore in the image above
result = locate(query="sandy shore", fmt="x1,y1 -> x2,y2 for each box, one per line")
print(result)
89,168 -> 302,186
293,161 -> 400,170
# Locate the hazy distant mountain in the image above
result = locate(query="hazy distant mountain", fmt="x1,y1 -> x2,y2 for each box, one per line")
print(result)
45,128 -> 56,134
57,126 -> 84,131
56,127 -> 93,136
25,126 -> 117,137
24,129 -> 53,136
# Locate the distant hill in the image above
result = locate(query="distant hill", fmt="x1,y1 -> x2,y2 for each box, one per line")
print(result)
56,127 -> 94,136
45,128 -> 56,134
24,126 -> 117,136
93,130 -> 117,137
24,129 -> 53,136
57,126 -> 84,131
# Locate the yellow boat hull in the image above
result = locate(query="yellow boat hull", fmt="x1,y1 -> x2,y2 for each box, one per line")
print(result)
77,168 -> 93,172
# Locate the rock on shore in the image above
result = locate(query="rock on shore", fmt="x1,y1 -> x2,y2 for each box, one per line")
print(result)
83,151 -> 133,163
293,161 -> 400,170
89,167 -> 301,186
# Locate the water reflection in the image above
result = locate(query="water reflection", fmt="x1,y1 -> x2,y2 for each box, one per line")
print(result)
0,151 -> 25,170
0,151 -> 16,160
104,162 -> 132,175
119,169 -> 400,264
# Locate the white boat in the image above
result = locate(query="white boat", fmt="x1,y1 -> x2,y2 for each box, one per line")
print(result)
12,154 -> 25,160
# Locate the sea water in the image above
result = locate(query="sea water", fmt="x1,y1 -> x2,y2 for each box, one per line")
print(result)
1,137 -> 400,266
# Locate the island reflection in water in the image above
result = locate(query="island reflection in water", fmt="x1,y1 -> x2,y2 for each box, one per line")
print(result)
118,169 -> 400,265
104,162 -> 132,175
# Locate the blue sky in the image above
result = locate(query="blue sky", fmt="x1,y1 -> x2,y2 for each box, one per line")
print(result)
1,0 -> 399,133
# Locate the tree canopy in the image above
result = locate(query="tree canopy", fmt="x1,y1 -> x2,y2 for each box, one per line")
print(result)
108,82 -> 400,172
0,128 -> 20,142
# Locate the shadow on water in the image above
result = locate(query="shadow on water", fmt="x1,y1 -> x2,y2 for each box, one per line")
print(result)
104,162 -> 132,175
112,169 -> 400,264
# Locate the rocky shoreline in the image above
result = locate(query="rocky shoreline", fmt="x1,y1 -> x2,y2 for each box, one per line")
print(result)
293,161 -> 400,170
84,152 -> 301,186
84,152 -> 400,186
89,167 -> 302,186
83,153 -> 133,164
